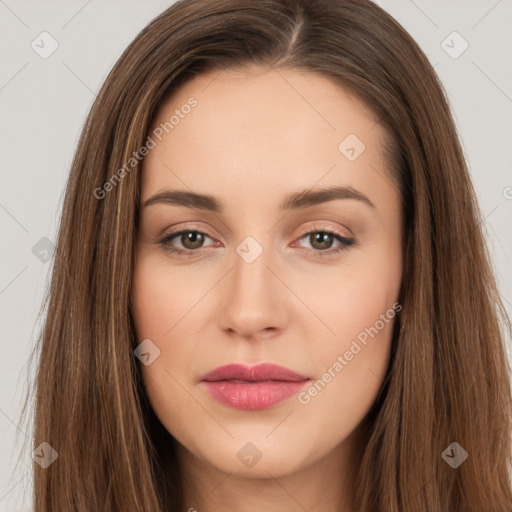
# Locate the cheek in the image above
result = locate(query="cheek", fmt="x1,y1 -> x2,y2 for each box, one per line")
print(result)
131,254 -> 207,341
294,275 -> 398,452
302,270 -> 397,399
302,239 -> 401,356
131,254 -> 217,443
294,240 -> 401,417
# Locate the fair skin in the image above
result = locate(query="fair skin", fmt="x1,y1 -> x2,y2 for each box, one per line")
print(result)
131,65 -> 403,512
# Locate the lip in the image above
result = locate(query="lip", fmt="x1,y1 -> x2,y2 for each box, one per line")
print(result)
200,363 -> 310,410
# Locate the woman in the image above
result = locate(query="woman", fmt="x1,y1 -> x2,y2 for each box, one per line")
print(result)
24,0 -> 512,510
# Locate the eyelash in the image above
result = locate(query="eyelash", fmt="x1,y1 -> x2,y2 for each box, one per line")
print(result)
157,224 -> 355,259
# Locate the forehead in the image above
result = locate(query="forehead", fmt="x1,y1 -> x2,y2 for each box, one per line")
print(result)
141,66 -> 394,208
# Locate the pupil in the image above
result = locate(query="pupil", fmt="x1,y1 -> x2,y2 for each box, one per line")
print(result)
183,232 -> 204,249
312,232 -> 332,250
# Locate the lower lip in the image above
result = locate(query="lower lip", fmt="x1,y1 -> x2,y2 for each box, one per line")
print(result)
202,380 -> 309,410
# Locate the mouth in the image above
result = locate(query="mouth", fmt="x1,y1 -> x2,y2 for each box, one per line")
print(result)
200,363 -> 311,410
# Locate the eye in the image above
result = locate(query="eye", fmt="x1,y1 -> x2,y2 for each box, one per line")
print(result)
158,228 -> 216,256
157,224 -> 355,258
293,225 -> 355,257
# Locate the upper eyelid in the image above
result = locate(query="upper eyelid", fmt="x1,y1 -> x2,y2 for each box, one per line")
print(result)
162,223 -> 348,237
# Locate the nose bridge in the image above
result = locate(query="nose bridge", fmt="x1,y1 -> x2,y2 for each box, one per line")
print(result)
232,234 -> 275,306
219,233 -> 286,337
233,235 -> 270,291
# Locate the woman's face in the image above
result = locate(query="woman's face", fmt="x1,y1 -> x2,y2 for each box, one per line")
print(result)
132,66 -> 402,479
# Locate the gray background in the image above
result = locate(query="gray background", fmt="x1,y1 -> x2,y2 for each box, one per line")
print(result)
1,1 -> 511,509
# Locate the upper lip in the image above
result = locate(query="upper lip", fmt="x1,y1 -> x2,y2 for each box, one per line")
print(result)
201,363 -> 310,382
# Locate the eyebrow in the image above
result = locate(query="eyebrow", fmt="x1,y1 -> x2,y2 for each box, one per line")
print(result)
142,185 -> 375,212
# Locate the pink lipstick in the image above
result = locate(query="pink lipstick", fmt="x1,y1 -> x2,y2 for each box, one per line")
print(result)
200,363 -> 310,410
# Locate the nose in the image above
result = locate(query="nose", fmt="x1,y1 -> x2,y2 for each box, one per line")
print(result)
218,238 -> 288,340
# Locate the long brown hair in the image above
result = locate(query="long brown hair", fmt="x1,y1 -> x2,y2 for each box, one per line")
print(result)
19,0 -> 512,510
